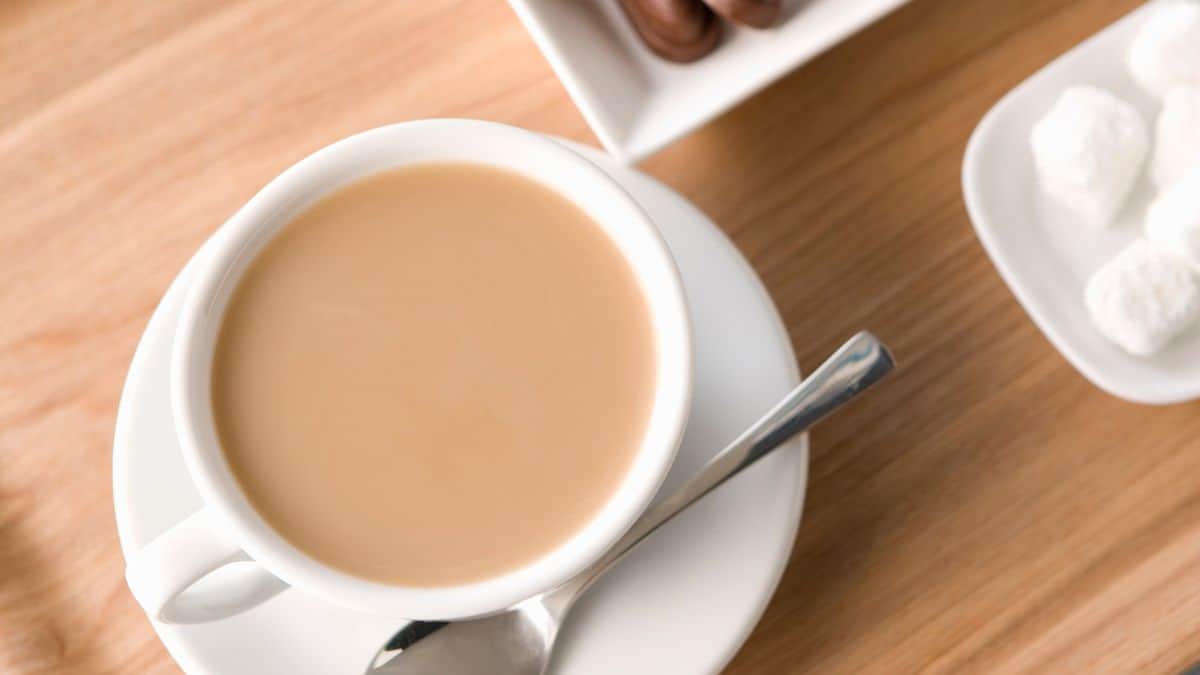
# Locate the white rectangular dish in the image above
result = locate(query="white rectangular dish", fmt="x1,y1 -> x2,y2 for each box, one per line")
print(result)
963,3 -> 1200,405
507,0 -> 909,163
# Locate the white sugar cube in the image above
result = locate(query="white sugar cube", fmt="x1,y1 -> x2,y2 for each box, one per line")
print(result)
1085,240 -> 1200,356
1128,0 -> 1200,98
1151,86 -> 1200,188
1146,165 -> 1200,271
1031,86 -> 1149,228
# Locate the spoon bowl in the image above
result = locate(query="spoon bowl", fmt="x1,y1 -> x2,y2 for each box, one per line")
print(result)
370,601 -> 557,675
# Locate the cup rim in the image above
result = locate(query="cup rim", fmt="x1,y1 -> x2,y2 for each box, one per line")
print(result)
170,119 -> 692,619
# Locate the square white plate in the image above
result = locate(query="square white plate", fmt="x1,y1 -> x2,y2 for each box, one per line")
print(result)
963,2 -> 1200,405
507,0 -> 908,163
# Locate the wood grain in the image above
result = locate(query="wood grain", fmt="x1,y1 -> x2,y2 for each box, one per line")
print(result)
2,0 -> 1196,673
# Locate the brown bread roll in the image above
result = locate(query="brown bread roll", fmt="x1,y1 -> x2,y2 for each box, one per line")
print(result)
618,0 -> 720,63
703,0 -> 781,29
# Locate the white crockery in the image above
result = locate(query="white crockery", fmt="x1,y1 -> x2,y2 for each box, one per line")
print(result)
962,4 -> 1200,404
114,141 -> 807,673
124,120 -> 693,623
506,0 -> 909,163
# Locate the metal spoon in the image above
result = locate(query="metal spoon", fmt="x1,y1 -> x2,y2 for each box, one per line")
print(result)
367,331 -> 895,675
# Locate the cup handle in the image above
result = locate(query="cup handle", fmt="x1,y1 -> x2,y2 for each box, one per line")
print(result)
125,507 -> 289,623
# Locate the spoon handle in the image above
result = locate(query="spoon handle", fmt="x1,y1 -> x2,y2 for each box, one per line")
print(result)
563,331 -> 894,597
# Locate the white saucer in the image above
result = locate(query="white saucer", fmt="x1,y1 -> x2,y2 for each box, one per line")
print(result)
113,141 -> 807,675
963,4 -> 1200,404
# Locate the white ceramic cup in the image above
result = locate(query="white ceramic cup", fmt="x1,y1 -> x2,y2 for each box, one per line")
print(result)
123,120 -> 692,624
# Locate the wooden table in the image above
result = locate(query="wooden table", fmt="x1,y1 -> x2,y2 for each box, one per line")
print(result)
6,0 -> 1199,672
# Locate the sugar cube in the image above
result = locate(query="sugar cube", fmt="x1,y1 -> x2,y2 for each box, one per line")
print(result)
1085,239 -> 1200,355
1128,0 -> 1200,99
1151,86 -> 1200,188
1146,165 -> 1200,272
1031,85 -> 1149,228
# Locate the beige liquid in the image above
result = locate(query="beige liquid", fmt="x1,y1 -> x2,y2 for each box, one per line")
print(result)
212,163 -> 657,587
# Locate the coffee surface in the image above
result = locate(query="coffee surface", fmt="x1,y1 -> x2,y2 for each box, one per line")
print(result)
212,163 -> 656,586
